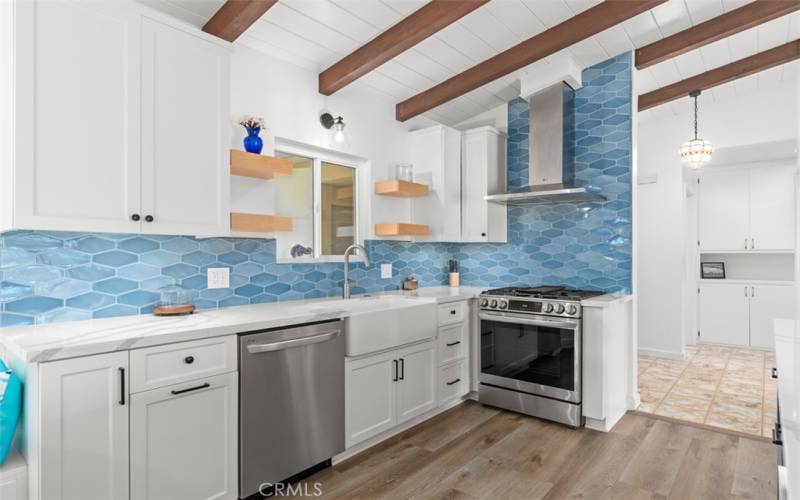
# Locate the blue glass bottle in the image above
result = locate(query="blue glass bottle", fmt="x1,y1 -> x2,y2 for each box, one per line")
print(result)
243,126 -> 263,154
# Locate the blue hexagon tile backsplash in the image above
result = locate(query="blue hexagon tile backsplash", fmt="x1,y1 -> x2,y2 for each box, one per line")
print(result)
0,53 -> 631,327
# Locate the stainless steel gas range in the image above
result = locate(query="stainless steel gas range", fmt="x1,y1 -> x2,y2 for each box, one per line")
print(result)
478,286 -> 604,427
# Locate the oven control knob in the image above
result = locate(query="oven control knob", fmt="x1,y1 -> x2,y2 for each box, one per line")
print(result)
555,304 -> 566,314
543,303 -> 554,313
498,299 -> 508,310
490,299 -> 498,308
480,298 -> 489,307
566,304 -> 578,315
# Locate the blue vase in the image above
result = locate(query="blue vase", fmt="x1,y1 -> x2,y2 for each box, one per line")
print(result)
243,126 -> 263,154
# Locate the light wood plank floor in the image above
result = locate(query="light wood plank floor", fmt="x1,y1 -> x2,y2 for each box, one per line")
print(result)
290,401 -> 777,499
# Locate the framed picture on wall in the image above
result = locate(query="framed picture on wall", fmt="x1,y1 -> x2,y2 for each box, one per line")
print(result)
701,262 -> 726,279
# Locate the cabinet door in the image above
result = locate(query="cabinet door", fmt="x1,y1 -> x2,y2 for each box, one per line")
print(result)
345,351 -> 396,447
461,129 -> 506,243
749,167 -> 796,251
698,283 -> 750,346
14,0 -> 141,232
698,171 -> 750,251
140,19 -> 230,236
130,372 -> 237,500
461,131 -> 489,242
750,285 -> 795,349
40,351 -> 129,500
396,340 -> 437,424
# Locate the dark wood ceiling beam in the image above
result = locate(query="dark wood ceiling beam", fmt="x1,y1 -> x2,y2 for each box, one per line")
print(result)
319,0 -> 489,96
202,0 -> 278,42
638,40 -> 800,111
636,0 -> 800,69
395,0 -> 667,122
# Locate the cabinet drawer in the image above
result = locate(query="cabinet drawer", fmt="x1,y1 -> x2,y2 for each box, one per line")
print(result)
439,361 -> 467,403
438,301 -> 467,326
130,336 -> 236,393
438,323 -> 466,365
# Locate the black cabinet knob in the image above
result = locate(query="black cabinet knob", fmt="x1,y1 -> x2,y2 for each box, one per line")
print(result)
450,309 -> 456,315
145,215 -> 154,223
184,356 -> 194,364
131,214 -> 140,221
481,232 -> 486,237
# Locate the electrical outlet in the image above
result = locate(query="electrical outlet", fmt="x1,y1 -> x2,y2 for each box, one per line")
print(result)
381,263 -> 392,279
207,267 -> 230,289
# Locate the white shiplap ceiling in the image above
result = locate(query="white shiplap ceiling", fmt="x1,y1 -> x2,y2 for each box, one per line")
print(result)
142,0 -> 799,126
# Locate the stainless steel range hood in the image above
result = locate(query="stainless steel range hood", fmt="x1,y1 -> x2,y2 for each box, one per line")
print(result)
485,83 -> 606,206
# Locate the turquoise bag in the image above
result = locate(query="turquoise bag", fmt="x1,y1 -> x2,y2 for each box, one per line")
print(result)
0,359 -> 22,465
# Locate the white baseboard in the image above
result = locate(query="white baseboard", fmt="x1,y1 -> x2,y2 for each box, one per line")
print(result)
638,347 -> 685,360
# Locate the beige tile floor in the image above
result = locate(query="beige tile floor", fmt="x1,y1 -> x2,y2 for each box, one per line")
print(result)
638,344 -> 777,438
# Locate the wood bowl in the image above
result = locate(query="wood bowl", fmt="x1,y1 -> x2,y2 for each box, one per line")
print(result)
152,304 -> 195,316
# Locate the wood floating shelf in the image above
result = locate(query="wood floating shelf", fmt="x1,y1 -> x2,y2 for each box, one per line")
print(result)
230,212 -> 293,233
374,179 -> 429,198
374,223 -> 429,237
230,150 -> 293,180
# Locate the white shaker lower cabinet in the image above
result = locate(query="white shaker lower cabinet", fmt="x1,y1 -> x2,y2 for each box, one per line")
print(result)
699,282 -> 794,348
130,372 -> 238,500
344,351 -> 397,447
394,342 -> 437,423
345,340 -> 436,448
39,351 -> 130,500
750,284 -> 796,349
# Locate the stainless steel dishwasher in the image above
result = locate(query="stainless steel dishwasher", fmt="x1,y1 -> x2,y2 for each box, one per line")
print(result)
239,319 -> 345,498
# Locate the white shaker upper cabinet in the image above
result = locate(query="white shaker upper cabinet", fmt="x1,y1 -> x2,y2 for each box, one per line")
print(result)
12,0 -> 142,233
140,18 -> 230,236
698,170 -> 750,252
409,125 -> 462,242
461,127 -> 507,243
749,166 -> 796,252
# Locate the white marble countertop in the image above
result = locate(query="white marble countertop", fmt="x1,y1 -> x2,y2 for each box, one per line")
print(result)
774,318 -> 799,498
581,293 -> 633,308
0,287 -> 479,364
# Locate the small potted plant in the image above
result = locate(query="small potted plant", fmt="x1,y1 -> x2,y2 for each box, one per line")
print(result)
239,116 -> 266,154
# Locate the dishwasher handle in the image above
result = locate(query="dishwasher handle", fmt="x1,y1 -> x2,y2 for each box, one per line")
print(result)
246,330 -> 342,354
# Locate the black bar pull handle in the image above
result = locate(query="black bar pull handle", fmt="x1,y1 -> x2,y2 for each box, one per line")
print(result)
392,360 -> 398,382
446,378 -> 461,386
399,358 -> 405,380
171,383 -> 210,396
118,367 -> 126,406
446,341 -> 461,347
772,367 -> 778,379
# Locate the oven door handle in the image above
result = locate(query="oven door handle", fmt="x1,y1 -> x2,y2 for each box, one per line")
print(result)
479,312 -> 578,330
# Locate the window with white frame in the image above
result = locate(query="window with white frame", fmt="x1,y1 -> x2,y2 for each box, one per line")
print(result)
273,147 -> 360,262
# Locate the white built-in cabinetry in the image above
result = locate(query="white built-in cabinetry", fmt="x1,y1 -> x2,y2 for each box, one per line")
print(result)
698,166 -> 796,252
345,339 -> 436,447
382,125 -> 506,243
698,281 -> 795,349
345,299 -> 471,448
2,0 -> 230,236
409,125 -> 463,242
34,336 -> 238,500
461,127 -> 508,243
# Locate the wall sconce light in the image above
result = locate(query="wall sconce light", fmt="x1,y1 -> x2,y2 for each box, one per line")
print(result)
320,112 -> 346,143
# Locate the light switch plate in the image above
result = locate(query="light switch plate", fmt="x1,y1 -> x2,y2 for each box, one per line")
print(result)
381,263 -> 392,279
207,267 -> 230,289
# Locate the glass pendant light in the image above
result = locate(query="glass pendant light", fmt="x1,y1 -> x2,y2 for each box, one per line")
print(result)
678,89 -> 714,170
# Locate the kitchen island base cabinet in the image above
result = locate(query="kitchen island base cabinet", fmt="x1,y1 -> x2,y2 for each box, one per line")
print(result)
345,340 -> 436,448
40,351 -> 130,500
130,372 -> 237,500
